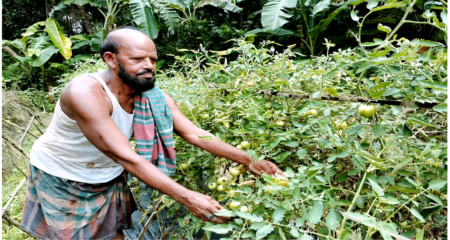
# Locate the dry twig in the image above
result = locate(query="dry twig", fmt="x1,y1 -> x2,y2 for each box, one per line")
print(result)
19,116 -> 36,147
258,90 -> 439,108
2,134 -> 30,159
137,201 -> 163,240
2,119 -> 39,140
1,178 -> 27,218
2,214 -> 33,238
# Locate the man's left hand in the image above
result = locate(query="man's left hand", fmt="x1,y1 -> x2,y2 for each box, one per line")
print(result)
249,160 -> 284,177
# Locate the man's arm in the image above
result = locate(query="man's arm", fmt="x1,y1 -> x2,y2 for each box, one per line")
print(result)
59,77 -> 228,223
164,93 -> 284,177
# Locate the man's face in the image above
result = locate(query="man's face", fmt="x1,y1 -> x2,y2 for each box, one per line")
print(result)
117,56 -> 156,92
111,31 -> 159,92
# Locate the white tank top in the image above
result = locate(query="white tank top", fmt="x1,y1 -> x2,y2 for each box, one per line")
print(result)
30,74 -> 134,183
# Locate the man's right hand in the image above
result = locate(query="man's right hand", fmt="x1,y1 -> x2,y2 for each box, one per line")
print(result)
183,191 -> 229,224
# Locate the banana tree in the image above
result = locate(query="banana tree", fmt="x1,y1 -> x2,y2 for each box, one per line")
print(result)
2,18 -> 74,101
3,18 -> 73,67
252,0 -> 365,56
153,0 -> 242,31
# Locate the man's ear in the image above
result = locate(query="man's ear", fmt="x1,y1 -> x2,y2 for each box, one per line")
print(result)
103,52 -> 118,70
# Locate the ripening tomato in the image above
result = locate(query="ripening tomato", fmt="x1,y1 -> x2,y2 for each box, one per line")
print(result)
217,185 -> 226,192
239,206 -> 249,213
230,201 -> 240,210
229,168 -> 242,176
180,163 -> 188,170
217,177 -> 229,185
358,105 -> 376,118
208,182 -> 217,190
240,141 -> 249,149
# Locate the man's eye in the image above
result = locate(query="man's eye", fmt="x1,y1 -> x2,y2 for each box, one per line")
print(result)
133,58 -> 142,60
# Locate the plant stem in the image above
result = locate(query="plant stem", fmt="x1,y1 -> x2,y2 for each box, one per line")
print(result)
407,64 -> 434,82
337,170 -> 368,240
403,20 -> 446,33
356,70 -> 366,97
236,219 -> 248,240
385,0 -> 418,42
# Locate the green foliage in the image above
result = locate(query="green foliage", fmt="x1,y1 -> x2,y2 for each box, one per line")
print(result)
141,32 -> 447,239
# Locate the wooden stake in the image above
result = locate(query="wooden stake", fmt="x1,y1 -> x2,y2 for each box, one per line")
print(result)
258,90 -> 439,108
2,119 -> 39,140
19,116 -> 35,147
2,214 -> 33,238
1,178 -> 27,218
2,134 -> 30,159
137,201 -> 163,240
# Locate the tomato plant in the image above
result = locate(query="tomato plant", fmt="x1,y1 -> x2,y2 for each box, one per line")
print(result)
150,2 -> 448,236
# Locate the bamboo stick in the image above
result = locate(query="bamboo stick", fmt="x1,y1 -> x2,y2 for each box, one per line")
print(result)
11,103 -> 46,127
258,90 -> 439,108
1,178 -> 27,218
137,201 -> 163,240
2,214 -> 33,238
2,134 -> 30,159
19,116 -> 35,147
2,119 -> 39,139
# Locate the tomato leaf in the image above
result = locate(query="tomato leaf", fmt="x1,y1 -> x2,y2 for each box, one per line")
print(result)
236,212 -> 264,222
347,124 -> 364,135
341,212 -> 377,227
307,201 -> 323,224
326,210 -> 338,230
297,149 -> 308,159
327,151 -> 349,162
202,222 -> 234,234
282,140 -> 299,147
428,179 -> 447,190
298,234 -> 314,240
409,208 -> 425,221
272,206 -> 286,223
256,224 -> 274,240
433,103 -> 447,112
368,179 -> 384,197
290,228 -> 300,237
372,124 -> 385,138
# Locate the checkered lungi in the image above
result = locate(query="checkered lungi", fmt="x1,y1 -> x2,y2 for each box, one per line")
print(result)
21,164 -> 137,240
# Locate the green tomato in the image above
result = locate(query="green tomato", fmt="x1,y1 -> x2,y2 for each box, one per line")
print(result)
230,201 -> 240,210
335,121 -> 348,130
265,103 -> 272,109
303,109 -> 318,117
247,81 -> 254,87
239,206 -> 249,213
229,167 -> 242,176
276,121 -> 284,127
236,145 -> 242,150
208,182 -> 217,190
240,141 -> 250,149
180,163 -> 188,170
264,185 -> 275,193
358,105 -> 376,118
217,185 -> 226,192
201,114 -> 210,119
217,177 -> 229,185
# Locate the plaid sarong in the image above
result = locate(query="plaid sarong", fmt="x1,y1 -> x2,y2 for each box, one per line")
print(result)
134,86 -> 176,176
21,164 -> 137,240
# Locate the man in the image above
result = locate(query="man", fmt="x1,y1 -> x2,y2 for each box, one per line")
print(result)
22,27 -> 283,240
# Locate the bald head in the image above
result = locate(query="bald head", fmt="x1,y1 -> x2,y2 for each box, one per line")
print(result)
99,27 -> 155,61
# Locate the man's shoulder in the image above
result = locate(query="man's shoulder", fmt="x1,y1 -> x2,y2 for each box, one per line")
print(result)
63,73 -> 106,98
60,73 -> 112,119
